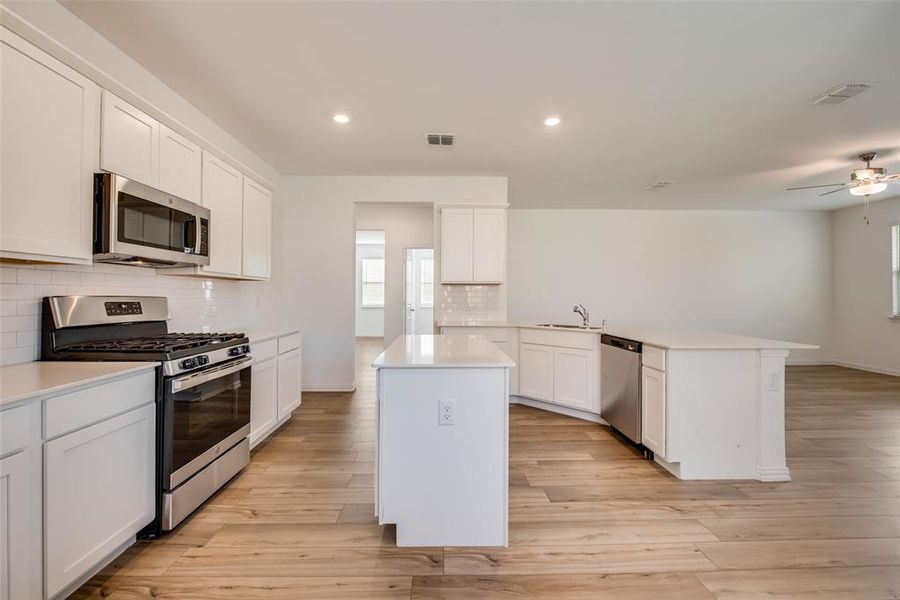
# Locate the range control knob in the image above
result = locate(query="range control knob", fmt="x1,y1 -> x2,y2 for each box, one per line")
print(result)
180,358 -> 198,370
197,355 -> 209,366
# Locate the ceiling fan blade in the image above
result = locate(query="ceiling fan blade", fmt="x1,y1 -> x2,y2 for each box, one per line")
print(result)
880,173 -> 900,181
786,183 -> 846,191
819,187 -> 848,197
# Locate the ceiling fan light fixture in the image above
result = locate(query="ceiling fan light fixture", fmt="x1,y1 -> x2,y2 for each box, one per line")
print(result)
849,181 -> 887,196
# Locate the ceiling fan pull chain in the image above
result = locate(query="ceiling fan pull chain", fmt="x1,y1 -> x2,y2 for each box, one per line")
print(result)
863,197 -> 870,225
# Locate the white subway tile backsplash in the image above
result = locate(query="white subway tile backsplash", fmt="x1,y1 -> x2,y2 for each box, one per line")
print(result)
439,284 -> 505,322
0,262 -> 258,366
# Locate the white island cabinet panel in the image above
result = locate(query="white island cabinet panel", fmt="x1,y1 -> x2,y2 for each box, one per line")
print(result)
100,90 -> 159,187
44,403 -> 155,599
440,208 -> 473,283
0,27 -> 98,264
158,124 -> 202,203
242,178 -> 273,279
201,153 -> 244,276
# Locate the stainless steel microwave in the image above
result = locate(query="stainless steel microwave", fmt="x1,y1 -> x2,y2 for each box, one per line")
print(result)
93,173 -> 210,267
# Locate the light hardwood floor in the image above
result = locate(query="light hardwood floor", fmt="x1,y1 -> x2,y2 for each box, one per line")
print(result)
73,340 -> 900,599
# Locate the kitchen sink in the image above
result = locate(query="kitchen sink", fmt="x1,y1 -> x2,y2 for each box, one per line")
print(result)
536,323 -> 603,331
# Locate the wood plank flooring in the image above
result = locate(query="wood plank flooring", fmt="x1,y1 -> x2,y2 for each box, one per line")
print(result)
72,342 -> 900,599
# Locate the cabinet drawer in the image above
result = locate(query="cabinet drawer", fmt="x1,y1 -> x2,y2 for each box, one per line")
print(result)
643,346 -> 666,371
520,328 -> 596,350
0,404 -> 32,456
252,339 -> 278,362
278,332 -> 302,354
44,370 -> 156,440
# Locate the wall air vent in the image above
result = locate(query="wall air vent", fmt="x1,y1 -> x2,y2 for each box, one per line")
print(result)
809,83 -> 872,105
647,180 -> 674,190
425,133 -> 454,147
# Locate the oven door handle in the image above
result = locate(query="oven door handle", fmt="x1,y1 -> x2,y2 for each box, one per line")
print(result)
170,357 -> 253,393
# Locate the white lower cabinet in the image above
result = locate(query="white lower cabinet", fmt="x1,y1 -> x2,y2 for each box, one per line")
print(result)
0,449 -> 35,600
277,348 -> 302,421
249,355 -> 278,447
519,343 -> 553,401
641,366 -> 666,457
44,403 -> 155,598
552,347 -> 594,410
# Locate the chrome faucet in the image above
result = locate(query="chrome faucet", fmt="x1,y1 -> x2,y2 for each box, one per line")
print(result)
573,304 -> 590,327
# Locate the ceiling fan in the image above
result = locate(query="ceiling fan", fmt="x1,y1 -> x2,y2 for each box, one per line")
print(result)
786,152 -> 900,198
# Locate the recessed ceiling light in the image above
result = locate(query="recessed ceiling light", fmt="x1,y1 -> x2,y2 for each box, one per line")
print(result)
544,116 -> 561,127
333,113 -> 350,124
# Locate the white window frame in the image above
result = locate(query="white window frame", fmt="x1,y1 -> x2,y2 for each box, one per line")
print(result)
892,224 -> 900,318
361,257 -> 385,308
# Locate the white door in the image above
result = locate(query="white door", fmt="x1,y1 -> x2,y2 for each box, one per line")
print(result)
519,343 -> 553,401
277,348 -> 302,420
1,27 -> 99,263
44,404 -> 155,599
553,347 -> 593,410
100,90 -> 159,186
440,209 -> 473,283
158,124 -> 202,203
0,450 -> 35,600
201,153 -> 244,276
473,209 -> 506,283
641,366 -> 667,457
242,178 -> 272,278
249,356 -> 278,447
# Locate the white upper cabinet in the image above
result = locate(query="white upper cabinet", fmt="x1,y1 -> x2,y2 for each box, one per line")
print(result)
158,124 -> 202,203
0,27 -> 99,264
440,207 -> 506,284
100,90 -> 159,187
473,209 -> 507,283
201,153 -> 244,276
242,178 -> 273,279
440,208 -> 473,283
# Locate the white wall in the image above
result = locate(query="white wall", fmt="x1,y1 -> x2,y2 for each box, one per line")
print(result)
832,195 -> 900,375
355,243 -> 385,337
355,204 -> 433,344
507,209 -> 833,363
276,176 -> 507,391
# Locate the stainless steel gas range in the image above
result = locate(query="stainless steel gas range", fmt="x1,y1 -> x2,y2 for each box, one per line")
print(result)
41,295 -> 252,533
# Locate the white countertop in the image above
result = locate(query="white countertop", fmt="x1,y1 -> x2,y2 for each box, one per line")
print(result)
0,361 -> 158,408
438,321 -> 817,350
373,334 -> 516,369
244,328 -> 301,344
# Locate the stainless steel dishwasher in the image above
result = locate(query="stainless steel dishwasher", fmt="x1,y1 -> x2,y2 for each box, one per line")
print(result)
600,334 -> 644,448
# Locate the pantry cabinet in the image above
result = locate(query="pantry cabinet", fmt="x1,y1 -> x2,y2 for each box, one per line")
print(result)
100,90 -> 159,187
0,27 -> 99,264
242,178 -> 273,279
440,208 -> 506,284
202,153 -> 244,277
158,124 -> 202,203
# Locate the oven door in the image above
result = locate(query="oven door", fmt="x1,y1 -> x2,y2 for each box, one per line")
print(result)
163,357 -> 252,490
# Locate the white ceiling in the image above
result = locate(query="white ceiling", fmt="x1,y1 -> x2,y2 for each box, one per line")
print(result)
62,1 -> 900,210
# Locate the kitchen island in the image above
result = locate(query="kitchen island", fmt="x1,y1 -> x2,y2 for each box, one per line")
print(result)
372,334 -> 514,547
439,322 -> 817,482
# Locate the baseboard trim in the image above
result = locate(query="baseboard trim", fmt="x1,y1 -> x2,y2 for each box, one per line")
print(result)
786,359 -> 832,366
757,466 -> 792,482
831,360 -> 900,377
510,395 -> 606,424
302,383 -> 357,392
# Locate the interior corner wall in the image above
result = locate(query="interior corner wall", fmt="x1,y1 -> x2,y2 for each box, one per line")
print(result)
831,195 -> 900,375
507,208 -> 834,364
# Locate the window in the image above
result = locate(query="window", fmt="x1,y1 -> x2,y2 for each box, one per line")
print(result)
419,257 -> 434,307
893,225 -> 900,317
361,258 -> 385,308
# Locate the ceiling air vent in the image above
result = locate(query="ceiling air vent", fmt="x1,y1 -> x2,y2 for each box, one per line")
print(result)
647,180 -> 674,190
809,83 -> 871,105
425,133 -> 454,147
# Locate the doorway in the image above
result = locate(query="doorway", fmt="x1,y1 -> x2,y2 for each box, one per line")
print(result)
403,248 -> 435,335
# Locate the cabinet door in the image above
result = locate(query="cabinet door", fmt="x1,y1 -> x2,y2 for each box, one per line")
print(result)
1,27 -> 98,263
553,347 -> 594,411
242,178 -> 272,279
100,90 -> 159,187
44,404 -> 155,599
440,208 -> 473,283
249,356 -> 278,448
158,124 -> 202,203
518,343 -> 553,401
0,450 -> 35,600
473,208 -> 506,283
277,347 -> 302,421
201,153 -> 244,276
641,366 -> 666,457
